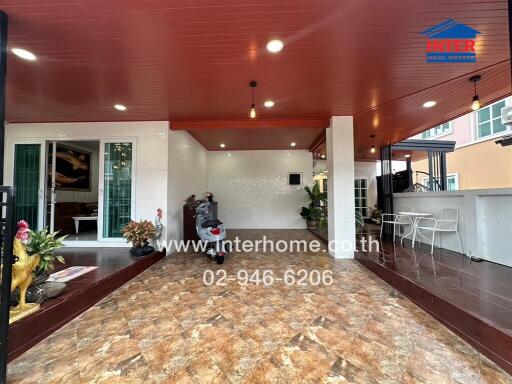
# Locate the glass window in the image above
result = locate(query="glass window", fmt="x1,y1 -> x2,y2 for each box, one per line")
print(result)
421,122 -> 451,139
447,174 -> 458,191
447,177 -> 456,191
493,118 -> 507,134
478,122 -> 491,138
477,99 -> 509,138
478,107 -> 490,124
354,177 -> 368,218
492,101 -> 505,118
423,174 -> 458,191
14,144 -> 41,227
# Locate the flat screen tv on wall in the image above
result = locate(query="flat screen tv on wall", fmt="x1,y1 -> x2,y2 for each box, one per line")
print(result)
49,143 -> 92,191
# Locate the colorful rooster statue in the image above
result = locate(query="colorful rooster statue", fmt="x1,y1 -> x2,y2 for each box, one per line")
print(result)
9,221 -> 41,323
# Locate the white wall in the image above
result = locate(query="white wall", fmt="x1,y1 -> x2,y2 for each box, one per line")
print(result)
167,130 -> 208,250
394,188 -> 512,267
207,150 -> 312,229
5,121 -> 169,244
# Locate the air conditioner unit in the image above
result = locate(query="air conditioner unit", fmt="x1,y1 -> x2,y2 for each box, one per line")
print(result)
501,105 -> 512,125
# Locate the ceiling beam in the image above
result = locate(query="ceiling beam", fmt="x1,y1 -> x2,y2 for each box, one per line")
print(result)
171,118 -> 330,131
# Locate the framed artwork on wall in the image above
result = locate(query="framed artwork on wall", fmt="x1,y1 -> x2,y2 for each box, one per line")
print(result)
50,143 -> 92,191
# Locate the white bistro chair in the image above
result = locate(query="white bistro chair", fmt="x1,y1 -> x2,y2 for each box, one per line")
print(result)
380,210 -> 413,242
416,208 -> 463,254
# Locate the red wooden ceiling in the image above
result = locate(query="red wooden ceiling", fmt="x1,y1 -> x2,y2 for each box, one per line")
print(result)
1,0 -> 510,158
189,126 -> 325,151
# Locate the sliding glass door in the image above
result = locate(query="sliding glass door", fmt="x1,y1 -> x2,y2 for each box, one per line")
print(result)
98,140 -> 135,241
12,142 -> 45,229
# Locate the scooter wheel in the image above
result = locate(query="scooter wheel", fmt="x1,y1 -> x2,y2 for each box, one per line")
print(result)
216,255 -> 224,264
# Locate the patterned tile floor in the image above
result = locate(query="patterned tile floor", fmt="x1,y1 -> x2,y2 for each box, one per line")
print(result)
7,230 -> 512,383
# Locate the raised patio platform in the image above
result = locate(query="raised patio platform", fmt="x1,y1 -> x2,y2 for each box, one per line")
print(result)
355,238 -> 512,375
7,247 -> 165,362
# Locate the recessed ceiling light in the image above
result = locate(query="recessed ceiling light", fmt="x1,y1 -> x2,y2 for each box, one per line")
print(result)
321,154 -> 325,159
264,100 -> 275,108
114,104 -> 127,111
220,143 -> 226,148
290,142 -> 296,147
11,48 -> 36,61
404,154 -> 411,158
423,100 -> 437,108
266,39 -> 284,53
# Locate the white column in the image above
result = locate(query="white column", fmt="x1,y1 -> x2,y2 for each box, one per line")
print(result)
327,116 -> 355,258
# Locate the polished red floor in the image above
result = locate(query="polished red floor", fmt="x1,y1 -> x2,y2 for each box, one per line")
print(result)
8,248 -> 165,361
355,237 -> 512,375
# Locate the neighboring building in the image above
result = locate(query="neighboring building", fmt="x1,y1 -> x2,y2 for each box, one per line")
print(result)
412,97 -> 512,190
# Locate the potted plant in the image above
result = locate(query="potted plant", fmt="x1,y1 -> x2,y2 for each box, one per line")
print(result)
304,184 -> 327,207
25,227 -> 66,281
122,220 -> 156,257
369,206 -> 382,225
300,206 -> 324,229
300,184 -> 327,229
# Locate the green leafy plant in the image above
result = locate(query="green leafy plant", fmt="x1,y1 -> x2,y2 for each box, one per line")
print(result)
355,210 -> 365,231
122,220 -> 156,248
369,206 -> 382,224
319,215 -> 328,229
300,206 -> 324,222
304,184 -> 327,208
26,228 -> 66,274
300,184 -> 328,228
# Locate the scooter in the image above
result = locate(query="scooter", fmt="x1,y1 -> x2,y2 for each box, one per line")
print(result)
195,200 -> 227,264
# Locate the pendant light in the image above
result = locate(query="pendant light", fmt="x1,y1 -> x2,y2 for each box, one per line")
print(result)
469,75 -> 481,111
249,81 -> 257,119
370,134 -> 376,154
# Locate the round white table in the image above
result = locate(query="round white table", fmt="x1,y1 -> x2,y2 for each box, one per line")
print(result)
398,211 -> 432,248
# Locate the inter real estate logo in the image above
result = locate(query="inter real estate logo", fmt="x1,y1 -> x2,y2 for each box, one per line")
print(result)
421,19 -> 481,63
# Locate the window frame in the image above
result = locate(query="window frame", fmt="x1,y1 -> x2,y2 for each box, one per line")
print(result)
475,98 -> 510,140
421,122 -> 452,140
446,173 -> 459,191
421,173 -> 458,191
354,176 -> 369,218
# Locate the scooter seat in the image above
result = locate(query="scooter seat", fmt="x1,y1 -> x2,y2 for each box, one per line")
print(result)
201,219 -> 223,228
